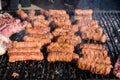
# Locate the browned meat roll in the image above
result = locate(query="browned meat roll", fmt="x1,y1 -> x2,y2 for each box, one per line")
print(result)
79,24 -> 107,43
52,28 -> 75,37
12,41 -> 42,48
23,36 -> 51,45
32,19 -> 50,27
28,15 -> 45,21
80,43 -> 106,50
77,58 -> 112,75
26,28 -> 49,34
8,47 -> 40,53
47,52 -> 79,62
8,52 -> 44,62
77,43 -> 112,75
49,10 -> 67,15
74,15 -> 93,21
53,19 -> 71,26
47,42 -> 74,53
27,33 -> 53,39
57,25 -> 79,32
76,20 -> 98,27
57,35 -> 81,46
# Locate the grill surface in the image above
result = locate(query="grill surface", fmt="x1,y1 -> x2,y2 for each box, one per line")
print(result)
0,11 -> 120,79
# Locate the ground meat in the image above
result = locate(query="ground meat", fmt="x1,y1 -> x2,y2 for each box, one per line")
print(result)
32,19 -> 50,27
23,36 -> 51,45
80,24 -> 107,43
47,52 -> 79,62
74,9 -> 106,43
80,43 -> 106,50
12,41 -> 43,48
57,35 -> 81,46
77,43 -> 112,75
74,15 -> 93,21
27,33 -> 53,39
52,28 -> 75,37
8,52 -> 44,62
26,27 -> 49,34
8,47 -> 40,53
47,42 -> 74,53
48,14 -> 70,21
49,10 -> 67,15
53,19 -> 71,26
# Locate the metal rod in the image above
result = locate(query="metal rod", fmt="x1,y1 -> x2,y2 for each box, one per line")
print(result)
0,0 -> 1,10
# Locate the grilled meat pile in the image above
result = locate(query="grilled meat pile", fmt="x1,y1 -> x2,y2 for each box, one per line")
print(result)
74,9 -> 107,43
47,10 -> 71,30
47,42 -> 79,62
77,43 -> 112,75
8,10 -> 53,62
19,10 -> 52,42
8,41 -> 44,62
24,11 -> 52,45
52,25 -> 79,37
2,9 -> 113,76
74,9 -> 112,75
46,10 -> 80,62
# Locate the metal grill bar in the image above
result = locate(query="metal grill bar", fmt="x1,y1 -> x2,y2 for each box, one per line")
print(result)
0,11 -> 120,79
104,13 -> 119,52
94,12 -> 120,79
108,13 -> 120,43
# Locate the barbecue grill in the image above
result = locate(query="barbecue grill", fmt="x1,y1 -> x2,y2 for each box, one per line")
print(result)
0,10 -> 119,79
0,0 -> 120,79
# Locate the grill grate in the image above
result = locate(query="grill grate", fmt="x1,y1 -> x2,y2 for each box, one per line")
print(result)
0,11 -> 120,79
